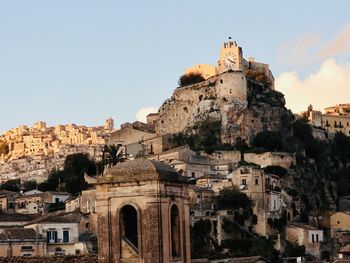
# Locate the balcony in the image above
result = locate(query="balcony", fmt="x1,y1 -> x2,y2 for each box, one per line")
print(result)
240,184 -> 248,190
265,185 -> 281,193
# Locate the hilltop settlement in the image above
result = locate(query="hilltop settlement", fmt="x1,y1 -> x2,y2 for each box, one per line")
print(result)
0,40 -> 350,263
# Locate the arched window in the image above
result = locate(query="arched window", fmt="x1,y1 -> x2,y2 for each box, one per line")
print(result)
120,205 -> 138,249
171,205 -> 181,258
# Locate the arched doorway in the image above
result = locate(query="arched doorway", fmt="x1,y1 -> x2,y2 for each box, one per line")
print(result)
120,205 -> 138,249
171,205 -> 181,259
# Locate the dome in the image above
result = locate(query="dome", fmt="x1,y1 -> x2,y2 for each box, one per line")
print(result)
98,159 -> 187,184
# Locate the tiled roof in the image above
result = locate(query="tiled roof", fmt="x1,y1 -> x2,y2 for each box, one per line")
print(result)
0,213 -> 41,222
46,191 -> 71,196
25,211 -> 81,225
0,190 -> 17,196
0,228 -> 44,240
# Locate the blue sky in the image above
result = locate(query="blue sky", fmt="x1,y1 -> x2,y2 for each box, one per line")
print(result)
1,1 -> 350,133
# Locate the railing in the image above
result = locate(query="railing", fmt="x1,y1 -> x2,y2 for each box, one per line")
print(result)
122,236 -> 138,254
266,185 -> 281,193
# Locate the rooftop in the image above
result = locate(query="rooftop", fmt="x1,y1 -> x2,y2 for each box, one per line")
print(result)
99,159 -> 188,184
288,223 -> 321,231
0,213 -> 41,222
25,211 -> 81,225
0,228 -> 43,241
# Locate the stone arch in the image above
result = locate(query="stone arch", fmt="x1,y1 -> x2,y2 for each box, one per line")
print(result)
170,204 -> 181,259
120,204 -> 139,250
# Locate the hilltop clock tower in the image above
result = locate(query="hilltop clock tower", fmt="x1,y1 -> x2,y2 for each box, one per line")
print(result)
217,38 -> 243,73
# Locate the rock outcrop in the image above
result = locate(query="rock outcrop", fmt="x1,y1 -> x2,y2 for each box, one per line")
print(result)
155,71 -> 293,145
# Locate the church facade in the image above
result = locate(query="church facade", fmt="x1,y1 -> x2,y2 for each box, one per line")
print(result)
95,159 -> 191,263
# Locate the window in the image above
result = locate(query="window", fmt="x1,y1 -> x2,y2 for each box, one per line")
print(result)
63,230 -> 69,243
255,178 -> 259,185
21,246 -> 33,251
120,205 -> 138,249
191,172 -> 195,178
316,234 -> 319,243
171,205 -> 181,258
312,234 -> 315,243
47,231 -> 58,243
241,179 -> 247,185
55,197 -> 60,203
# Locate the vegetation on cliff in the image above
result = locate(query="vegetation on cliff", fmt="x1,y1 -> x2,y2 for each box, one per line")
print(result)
178,72 -> 205,87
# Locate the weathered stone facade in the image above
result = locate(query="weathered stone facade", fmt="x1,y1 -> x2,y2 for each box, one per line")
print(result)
95,159 -> 191,263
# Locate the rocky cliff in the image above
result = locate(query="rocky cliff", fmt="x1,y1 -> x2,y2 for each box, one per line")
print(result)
155,71 -> 294,145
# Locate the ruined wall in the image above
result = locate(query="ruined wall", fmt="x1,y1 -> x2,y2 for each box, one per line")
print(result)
244,152 -> 296,169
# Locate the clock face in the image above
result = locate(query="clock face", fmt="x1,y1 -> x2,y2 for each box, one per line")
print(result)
223,52 -> 237,70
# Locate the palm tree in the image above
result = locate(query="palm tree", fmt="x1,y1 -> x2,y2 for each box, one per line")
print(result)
102,144 -> 126,168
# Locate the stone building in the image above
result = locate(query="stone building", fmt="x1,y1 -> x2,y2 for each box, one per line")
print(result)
95,159 -> 191,263
308,104 -> 350,136
108,121 -> 156,146
0,228 -> 46,257
285,223 -> 324,258
330,212 -> 350,238
24,211 -> 88,256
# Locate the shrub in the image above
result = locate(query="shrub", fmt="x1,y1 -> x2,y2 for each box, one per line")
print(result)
253,131 -> 283,151
216,187 -> 252,210
264,165 -> 287,177
178,72 -> 205,87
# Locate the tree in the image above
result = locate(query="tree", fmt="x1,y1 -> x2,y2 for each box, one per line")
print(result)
264,165 -> 287,177
284,241 -> 305,258
38,153 -> 97,194
22,180 -> 38,192
253,131 -> 283,151
38,170 -> 65,192
101,145 -> 126,168
64,153 -> 96,194
178,72 -> 205,87
216,187 -> 252,210
191,219 -> 215,258
332,132 -> 350,168
0,179 -> 20,192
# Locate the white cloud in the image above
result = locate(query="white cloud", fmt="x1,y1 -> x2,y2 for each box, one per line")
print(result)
318,23 -> 350,58
136,107 -> 158,123
277,23 -> 350,67
277,34 -> 320,67
275,59 -> 350,113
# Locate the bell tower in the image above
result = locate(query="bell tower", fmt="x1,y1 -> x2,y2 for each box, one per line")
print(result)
217,38 -> 243,73
95,159 -> 191,263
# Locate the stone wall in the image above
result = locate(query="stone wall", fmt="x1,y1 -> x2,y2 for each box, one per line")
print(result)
156,71 -> 247,136
244,152 -> 296,169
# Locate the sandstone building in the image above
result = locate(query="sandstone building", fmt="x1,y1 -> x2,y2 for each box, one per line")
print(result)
308,104 -> 350,136
95,159 -> 191,263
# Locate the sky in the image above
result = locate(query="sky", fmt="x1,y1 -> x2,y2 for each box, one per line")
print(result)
1,1 -> 350,133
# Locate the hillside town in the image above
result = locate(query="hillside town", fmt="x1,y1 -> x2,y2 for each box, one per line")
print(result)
0,39 -> 350,263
